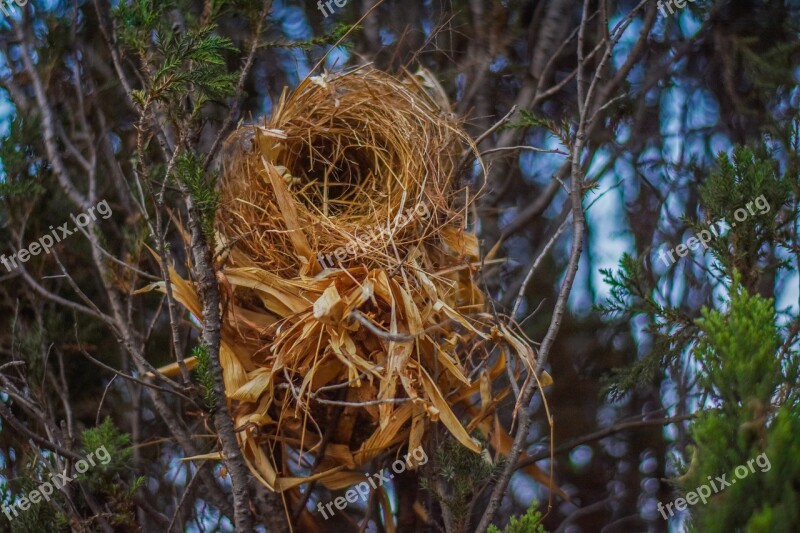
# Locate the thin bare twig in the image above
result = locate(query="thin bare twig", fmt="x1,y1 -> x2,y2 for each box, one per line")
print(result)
468,105 -> 519,152
77,345 -> 195,403
167,461 -> 207,532
96,375 -> 118,427
474,5 -> 593,530
518,413 -> 695,469
0,402 -> 82,461
481,145 -> 568,157
511,217 -> 571,318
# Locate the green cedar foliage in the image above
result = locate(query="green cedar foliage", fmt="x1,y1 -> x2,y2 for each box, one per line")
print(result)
487,501 -> 547,533
0,418 -> 138,532
691,146 -> 790,291
149,25 -> 239,107
501,109 -> 571,147
192,343 -> 217,410
420,435 -> 506,531
0,116 -> 45,199
598,252 -> 696,399
599,146 -> 800,530
177,152 -> 219,244
682,274 -> 800,532
263,23 -> 359,51
598,146 -> 791,399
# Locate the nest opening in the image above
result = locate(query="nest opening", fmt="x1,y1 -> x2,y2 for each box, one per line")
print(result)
281,133 -> 386,217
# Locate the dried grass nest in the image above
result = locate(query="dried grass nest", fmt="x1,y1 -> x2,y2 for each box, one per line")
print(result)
148,67 -> 550,502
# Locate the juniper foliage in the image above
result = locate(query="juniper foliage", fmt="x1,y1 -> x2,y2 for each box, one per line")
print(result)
598,146 -> 792,399
487,501 -> 547,533
682,273 -> 800,532
192,343 -> 217,410
420,435 -> 503,532
0,418 -> 137,532
599,146 -> 800,528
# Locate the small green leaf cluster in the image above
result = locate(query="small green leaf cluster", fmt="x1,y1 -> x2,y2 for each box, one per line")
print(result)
0,418 -> 136,532
694,274 -> 783,407
150,26 -> 238,106
420,435 -> 503,529
597,253 -> 696,399
0,117 -> 46,199
501,109 -> 571,146
80,417 -> 134,481
264,23 -> 359,51
112,0 -> 172,51
192,343 -> 216,410
177,152 -> 220,245
0,477 -> 64,533
113,0 -> 239,109
691,146 -> 791,287
80,418 -> 140,528
487,500 -> 548,533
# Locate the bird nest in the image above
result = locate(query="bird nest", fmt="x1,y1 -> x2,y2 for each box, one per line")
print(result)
145,67 -> 546,500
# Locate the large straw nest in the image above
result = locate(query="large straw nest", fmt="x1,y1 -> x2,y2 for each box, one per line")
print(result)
145,68 -> 550,514
217,67 -> 466,278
